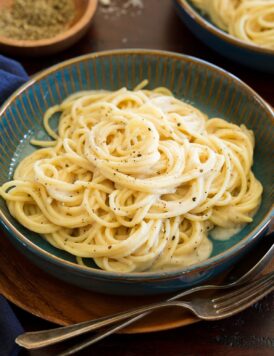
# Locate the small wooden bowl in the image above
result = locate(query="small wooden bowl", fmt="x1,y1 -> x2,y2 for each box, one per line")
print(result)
0,0 -> 98,56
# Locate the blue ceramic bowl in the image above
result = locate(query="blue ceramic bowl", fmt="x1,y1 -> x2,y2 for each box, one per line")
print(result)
174,0 -> 274,73
0,50 -> 273,295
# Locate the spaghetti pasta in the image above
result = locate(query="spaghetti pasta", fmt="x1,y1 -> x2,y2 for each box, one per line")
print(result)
190,0 -> 274,49
0,86 -> 263,272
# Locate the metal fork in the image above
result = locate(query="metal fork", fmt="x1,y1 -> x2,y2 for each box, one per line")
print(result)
57,271 -> 274,356
16,269 -> 274,354
60,272 -> 274,356
16,233 -> 274,351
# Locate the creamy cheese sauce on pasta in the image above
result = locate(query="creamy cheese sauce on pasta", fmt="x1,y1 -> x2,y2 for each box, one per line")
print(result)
190,0 -> 274,50
0,85 -> 263,272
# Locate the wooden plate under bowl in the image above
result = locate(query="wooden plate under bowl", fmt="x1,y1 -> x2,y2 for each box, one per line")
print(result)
0,227 -> 273,333
0,229 -> 199,333
0,0 -> 98,56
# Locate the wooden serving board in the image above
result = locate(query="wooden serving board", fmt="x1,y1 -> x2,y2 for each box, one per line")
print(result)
0,229 -> 273,334
0,231 -> 198,333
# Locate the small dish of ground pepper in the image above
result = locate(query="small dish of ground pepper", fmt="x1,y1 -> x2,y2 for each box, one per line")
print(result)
0,0 -> 97,56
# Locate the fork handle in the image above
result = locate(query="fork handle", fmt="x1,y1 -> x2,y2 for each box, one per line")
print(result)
16,300 -> 193,350
58,312 -> 163,356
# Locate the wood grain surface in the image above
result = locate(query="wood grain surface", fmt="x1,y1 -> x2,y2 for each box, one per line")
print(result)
0,235 -> 199,333
2,233 -> 273,356
1,0 -> 273,355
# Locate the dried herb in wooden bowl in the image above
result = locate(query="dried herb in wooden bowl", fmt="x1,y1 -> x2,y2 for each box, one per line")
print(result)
0,0 -> 75,41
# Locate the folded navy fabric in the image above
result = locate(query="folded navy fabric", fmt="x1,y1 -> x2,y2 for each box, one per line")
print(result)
0,296 -> 24,356
0,55 -> 28,105
0,55 -> 28,356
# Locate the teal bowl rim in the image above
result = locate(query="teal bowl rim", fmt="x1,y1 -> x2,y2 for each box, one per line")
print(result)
176,0 -> 274,57
0,49 -> 273,282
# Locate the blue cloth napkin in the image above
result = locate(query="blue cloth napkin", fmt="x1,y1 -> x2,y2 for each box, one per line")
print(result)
0,55 -> 28,105
0,296 -> 24,356
0,55 -> 28,356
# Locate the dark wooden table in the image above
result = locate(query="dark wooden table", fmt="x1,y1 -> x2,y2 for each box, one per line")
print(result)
6,0 -> 274,355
